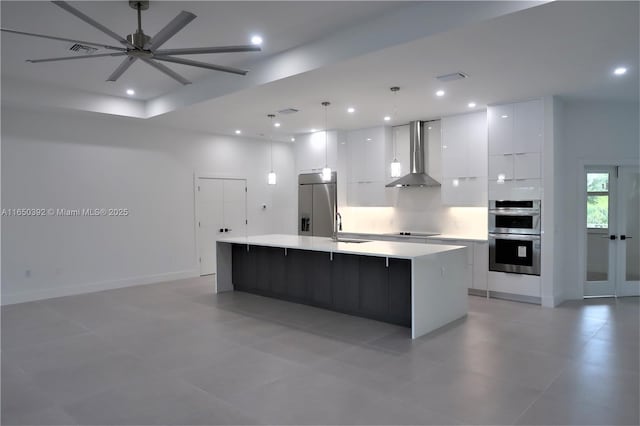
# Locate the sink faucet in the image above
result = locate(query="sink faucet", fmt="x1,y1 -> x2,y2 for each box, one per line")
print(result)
332,211 -> 342,242
336,212 -> 343,232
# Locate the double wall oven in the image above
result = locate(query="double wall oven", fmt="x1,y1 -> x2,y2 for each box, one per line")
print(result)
489,200 -> 541,276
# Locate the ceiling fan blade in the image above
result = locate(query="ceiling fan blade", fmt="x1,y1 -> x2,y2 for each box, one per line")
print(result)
51,1 -> 136,49
140,58 -> 191,85
154,45 -> 261,55
107,56 -> 137,82
1,28 -> 127,51
144,11 -> 196,51
26,52 -> 127,63
153,56 -> 248,76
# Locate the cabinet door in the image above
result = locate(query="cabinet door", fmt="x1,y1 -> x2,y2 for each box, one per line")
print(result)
388,258 -> 411,326
331,253 -> 360,312
232,244 -> 256,291
441,115 -> 469,178
308,251 -> 332,307
513,99 -> 543,154
488,179 -> 513,201
392,125 -> 410,180
286,249 -> 309,301
358,256 -> 388,318
347,130 -> 365,183
514,153 -> 541,179
511,179 -> 542,200
489,154 -> 514,181
254,246 -> 271,293
269,247 -> 288,296
472,242 -> 488,290
362,127 -> 386,182
488,104 -> 514,155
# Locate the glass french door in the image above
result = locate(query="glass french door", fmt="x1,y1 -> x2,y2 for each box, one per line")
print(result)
584,166 -> 640,297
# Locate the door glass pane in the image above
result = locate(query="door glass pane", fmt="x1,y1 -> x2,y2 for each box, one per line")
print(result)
586,195 -> 609,228
586,172 -> 610,281
587,173 -> 609,192
625,170 -> 640,281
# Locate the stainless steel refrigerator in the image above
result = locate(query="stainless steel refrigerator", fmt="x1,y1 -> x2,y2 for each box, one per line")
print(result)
298,172 -> 337,238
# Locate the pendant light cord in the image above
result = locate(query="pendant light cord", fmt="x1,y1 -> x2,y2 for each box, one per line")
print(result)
268,114 -> 275,171
391,87 -> 399,160
324,103 -> 328,167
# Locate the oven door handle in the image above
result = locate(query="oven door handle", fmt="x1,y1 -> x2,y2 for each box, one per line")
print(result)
488,210 -> 540,216
489,233 -> 540,241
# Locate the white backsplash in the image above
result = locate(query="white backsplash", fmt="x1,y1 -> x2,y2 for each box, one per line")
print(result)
339,187 -> 487,237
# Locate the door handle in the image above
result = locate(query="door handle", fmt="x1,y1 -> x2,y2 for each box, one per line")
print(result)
620,235 -> 632,240
610,235 -> 617,240
219,228 -> 224,233
224,228 -> 231,232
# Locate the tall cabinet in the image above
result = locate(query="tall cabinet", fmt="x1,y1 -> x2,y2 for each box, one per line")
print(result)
488,99 -> 543,200
441,111 -> 488,206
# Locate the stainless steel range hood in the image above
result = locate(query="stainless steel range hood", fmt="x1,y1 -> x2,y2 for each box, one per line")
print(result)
386,120 -> 440,187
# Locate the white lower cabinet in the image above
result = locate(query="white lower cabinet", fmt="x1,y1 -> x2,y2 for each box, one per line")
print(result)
427,239 -> 487,292
472,242 -> 488,290
488,271 -> 540,298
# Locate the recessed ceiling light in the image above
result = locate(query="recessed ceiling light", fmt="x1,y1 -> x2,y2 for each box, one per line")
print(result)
613,67 -> 627,75
383,116 -> 391,121
291,137 -> 296,142
468,102 -> 476,108
427,126 -> 432,130
501,114 -> 509,119
310,128 -> 317,132
347,107 -> 355,113
274,122 -> 281,127
235,129 -> 241,134
435,90 -> 445,97
366,138 -> 372,141
126,89 -> 135,96
251,35 -> 263,45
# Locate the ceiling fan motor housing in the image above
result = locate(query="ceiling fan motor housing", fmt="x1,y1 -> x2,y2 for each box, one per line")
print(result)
127,31 -> 150,48
129,1 -> 149,11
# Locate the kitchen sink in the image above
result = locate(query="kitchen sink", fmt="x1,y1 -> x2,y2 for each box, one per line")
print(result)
335,239 -> 371,244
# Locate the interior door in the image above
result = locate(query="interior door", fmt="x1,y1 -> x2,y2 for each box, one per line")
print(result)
616,166 -> 640,296
584,166 -> 640,297
197,178 -> 224,276
222,179 -> 247,240
197,178 -> 247,276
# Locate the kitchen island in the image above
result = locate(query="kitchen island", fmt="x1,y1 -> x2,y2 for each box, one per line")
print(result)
216,234 -> 469,339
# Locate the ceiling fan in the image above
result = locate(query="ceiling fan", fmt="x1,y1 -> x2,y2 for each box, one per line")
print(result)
1,0 -> 262,85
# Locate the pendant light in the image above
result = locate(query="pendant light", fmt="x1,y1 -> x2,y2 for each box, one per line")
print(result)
389,86 -> 402,178
267,114 -> 277,185
321,101 -> 332,182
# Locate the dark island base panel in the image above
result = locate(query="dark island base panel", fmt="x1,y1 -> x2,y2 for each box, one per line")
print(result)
231,244 -> 412,327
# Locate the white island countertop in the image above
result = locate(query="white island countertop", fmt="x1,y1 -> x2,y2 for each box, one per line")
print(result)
217,234 -> 464,260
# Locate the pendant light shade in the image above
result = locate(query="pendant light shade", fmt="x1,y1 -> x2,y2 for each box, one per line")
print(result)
267,114 -> 276,185
390,159 -> 402,178
388,86 -> 402,178
321,101 -> 332,182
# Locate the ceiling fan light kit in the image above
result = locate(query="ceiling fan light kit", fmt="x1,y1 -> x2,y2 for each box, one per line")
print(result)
1,0 -> 262,85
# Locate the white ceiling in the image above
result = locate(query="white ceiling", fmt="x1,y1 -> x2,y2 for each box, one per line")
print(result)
154,0 -> 639,140
2,1 -> 638,141
1,1 -> 402,99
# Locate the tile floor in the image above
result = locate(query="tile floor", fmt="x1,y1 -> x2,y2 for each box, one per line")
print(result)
2,277 -> 639,425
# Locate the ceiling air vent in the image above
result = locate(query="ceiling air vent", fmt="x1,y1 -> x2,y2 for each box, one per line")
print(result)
435,72 -> 468,82
277,108 -> 299,115
69,43 -> 98,54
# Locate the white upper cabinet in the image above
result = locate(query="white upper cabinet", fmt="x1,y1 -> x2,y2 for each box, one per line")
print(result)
296,130 -> 338,174
488,99 -> 543,200
513,100 -> 543,154
345,126 -> 392,206
487,104 -> 514,155
441,111 -> 488,206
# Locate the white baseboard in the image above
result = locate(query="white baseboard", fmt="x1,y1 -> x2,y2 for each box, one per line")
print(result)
1,269 -> 200,305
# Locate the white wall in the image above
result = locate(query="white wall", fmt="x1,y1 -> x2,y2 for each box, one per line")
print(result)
1,106 -> 297,304
555,99 -> 640,300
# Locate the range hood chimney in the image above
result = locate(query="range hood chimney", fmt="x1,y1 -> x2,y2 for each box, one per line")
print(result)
386,120 -> 440,187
